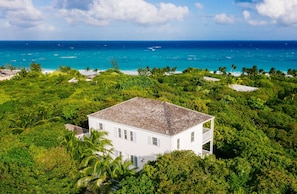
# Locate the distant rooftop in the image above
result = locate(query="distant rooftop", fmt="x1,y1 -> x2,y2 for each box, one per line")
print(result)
65,124 -> 89,135
88,97 -> 214,135
229,84 -> 258,92
203,76 -> 220,82
0,69 -> 20,76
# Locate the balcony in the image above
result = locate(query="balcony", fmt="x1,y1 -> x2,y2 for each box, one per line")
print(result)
202,150 -> 211,158
203,128 -> 213,144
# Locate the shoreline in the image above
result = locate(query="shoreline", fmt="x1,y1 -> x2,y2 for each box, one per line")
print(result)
42,69 -> 141,76
1,41 -> 295,75
0,67 -> 292,80
42,68 -> 244,77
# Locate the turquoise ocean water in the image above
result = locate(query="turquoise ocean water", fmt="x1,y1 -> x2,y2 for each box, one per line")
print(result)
0,41 -> 296,72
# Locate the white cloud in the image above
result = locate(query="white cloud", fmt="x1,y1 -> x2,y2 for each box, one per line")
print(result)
195,2 -> 203,10
0,0 -> 55,30
243,10 -> 268,26
3,21 -> 11,28
256,0 -> 297,26
0,0 -> 26,10
36,23 -> 55,32
55,0 -> 189,26
243,10 -> 251,20
214,13 -> 235,24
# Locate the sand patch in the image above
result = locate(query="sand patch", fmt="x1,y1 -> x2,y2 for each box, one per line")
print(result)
203,76 -> 220,82
229,84 -> 258,92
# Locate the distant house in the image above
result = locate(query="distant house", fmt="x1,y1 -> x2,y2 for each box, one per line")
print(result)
0,69 -> 20,81
65,124 -> 89,140
86,74 -> 96,82
88,97 -> 214,169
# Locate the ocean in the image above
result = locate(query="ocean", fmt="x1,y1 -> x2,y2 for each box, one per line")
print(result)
0,41 -> 296,72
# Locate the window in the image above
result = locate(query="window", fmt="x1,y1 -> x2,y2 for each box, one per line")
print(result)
114,150 -> 122,157
191,132 -> 195,142
99,123 -> 103,130
148,136 -> 160,146
130,131 -> 134,141
152,137 -> 158,146
177,138 -> 180,150
130,155 -> 138,167
124,130 -> 127,140
118,128 -> 122,138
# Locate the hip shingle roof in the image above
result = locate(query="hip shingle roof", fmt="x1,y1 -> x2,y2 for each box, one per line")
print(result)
88,97 -> 213,135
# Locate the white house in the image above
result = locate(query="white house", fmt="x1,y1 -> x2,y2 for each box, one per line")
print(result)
88,97 -> 214,170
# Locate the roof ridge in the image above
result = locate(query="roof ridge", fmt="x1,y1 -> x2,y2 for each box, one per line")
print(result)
165,100 -> 215,119
163,102 -> 172,135
88,97 -> 214,136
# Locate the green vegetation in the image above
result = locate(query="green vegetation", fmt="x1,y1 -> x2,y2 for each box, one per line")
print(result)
0,65 -> 296,193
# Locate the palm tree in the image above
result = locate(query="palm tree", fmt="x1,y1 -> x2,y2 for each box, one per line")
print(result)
30,62 -> 42,72
164,66 -> 170,73
17,68 -> 28,78
171,67 -> 177,73
231,64 -> 237,72
276,70 -> 285,77
137,67 -> 144,76
218,66 -> 227,75
93,68 -> 99,74
251,65 -> 258,76
287,68 -> 297,77
110,158 -> 135,180
77,154 -> 135,193
77,154 -> 112,193
83,129 -> 112,156
75,130 -> 134,193
242,67 -> 247,75
269,67 -> 276,76
111,60 -> 119,70
259,69 -> 265,74
60,132 -> 84,161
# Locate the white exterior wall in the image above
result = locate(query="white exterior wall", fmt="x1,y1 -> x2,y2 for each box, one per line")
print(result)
88,116 -> 172,169
88,116 -> 207,169
171,124 -> 203,156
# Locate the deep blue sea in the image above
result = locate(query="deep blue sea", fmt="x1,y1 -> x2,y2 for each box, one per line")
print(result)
0,41 -> 296,72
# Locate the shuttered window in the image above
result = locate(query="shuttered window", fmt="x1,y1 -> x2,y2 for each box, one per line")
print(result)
118,128 -> 122,138
124,130 -> 127,139
130,131 -> 135,142
149,137 -> 160,147
152,137 -> 158,146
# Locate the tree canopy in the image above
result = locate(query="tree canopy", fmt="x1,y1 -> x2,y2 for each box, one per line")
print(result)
0,66 -> 296,193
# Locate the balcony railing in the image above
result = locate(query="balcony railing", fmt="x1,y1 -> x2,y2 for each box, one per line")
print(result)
202,149 -> 211,156
203,128 -> 213,144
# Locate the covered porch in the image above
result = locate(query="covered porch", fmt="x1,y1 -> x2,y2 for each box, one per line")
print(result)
202,118 -> 214,156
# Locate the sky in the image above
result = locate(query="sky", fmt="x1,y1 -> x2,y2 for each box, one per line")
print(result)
0,0 -> 296,40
